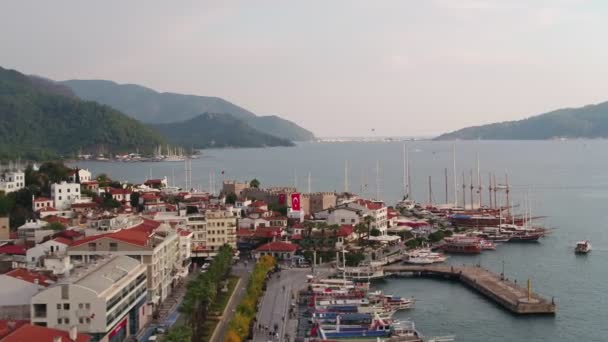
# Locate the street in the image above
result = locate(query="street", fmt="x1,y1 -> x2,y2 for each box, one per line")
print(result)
213,261 -> 254,342
252,267 -> 310,342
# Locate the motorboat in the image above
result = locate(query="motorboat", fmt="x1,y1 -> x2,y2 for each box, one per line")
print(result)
575,240 -> 592,254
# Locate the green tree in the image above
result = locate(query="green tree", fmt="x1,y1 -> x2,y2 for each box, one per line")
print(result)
163,325 -> 192,342
249,178 -> 260,188
370,228 -> 381,237
225,192 -> 237,205
46,222 -> 66,231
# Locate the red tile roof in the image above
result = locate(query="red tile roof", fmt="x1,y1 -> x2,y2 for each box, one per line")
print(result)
52,237 -> 73,246
5,269 -> 54,287
33,197 -> 52,202
0,319 -> 28,340
337,225 -> 354,237
109,188 -> 132,195
237,229 -> 254,237
254,227 -> 283,238
255,241 -> 297,252
70,218 -> 161,248
37,206 -> 57,212
0,244 -> 26,255
71,202 -> 99,209
252,200 -> 267,207
43,215 -> 70,225
56,229 -> 83,239
81,180 -> 99,185
2,324 -> 91,342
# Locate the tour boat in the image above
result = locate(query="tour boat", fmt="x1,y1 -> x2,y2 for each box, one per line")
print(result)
575,240 -> 592,254
441,237 -> 482,254
508,232 -> 543,242
403,254 -> 435,265
367,292 -> 415,311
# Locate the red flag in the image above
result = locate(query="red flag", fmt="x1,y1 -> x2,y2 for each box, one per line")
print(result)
278,193 -> 286,205
291,193 -> 301,211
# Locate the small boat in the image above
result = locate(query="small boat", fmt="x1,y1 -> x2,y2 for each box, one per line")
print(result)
404,255 -> 435,265
480,240 -> 496,250
575,240 -> 592,254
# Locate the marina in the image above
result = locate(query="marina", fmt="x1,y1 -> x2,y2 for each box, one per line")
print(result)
383,265 -> 557,315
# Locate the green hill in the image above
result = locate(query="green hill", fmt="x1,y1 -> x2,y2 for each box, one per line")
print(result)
151,113 -> 294,148
245,115 -> 314,141
61,79 -> 315,141
0,67 -> 166,160
436,102 -> 608,140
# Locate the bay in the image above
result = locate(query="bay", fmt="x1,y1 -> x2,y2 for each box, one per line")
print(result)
71,140 -> 608,341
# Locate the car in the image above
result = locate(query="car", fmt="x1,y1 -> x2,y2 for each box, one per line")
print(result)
201,263 -> 210,270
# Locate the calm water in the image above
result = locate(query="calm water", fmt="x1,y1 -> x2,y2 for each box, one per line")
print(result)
72,140 -> 608,341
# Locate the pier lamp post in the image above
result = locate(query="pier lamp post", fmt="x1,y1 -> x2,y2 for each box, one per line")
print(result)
501,260 -> 505,280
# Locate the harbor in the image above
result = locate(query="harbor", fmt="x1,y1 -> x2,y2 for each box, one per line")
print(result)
383,264 -> 556,315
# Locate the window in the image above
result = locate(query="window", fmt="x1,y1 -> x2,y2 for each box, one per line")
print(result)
63,303 -> 70,310
59,189 -> 62,193
79,318 -> 84,324
64,318 -> 70,324
110,242 -> 118,251
33,304 -> 47,318
57,318 -> 62,324
56,304 -> 61,310
67,188 -> 70,193
86,318 -> 91,323
78,303 -> 83,309
58,196 -> 62,200
85,303 -> 90,309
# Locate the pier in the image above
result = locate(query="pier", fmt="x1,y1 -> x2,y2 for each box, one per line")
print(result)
383,264 -> 556,315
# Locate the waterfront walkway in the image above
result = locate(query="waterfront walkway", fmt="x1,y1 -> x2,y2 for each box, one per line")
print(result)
384,264 -> 556,315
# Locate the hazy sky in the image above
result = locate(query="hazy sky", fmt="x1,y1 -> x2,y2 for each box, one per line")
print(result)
2,0 -> 608,137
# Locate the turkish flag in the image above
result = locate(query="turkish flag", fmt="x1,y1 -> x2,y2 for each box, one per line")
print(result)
278,193 -> 286,205
291,193 -> 301,211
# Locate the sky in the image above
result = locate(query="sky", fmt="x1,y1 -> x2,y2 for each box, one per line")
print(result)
1,0 -> 608,137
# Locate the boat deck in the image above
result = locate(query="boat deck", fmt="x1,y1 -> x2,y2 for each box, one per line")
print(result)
383,264 -> 556,315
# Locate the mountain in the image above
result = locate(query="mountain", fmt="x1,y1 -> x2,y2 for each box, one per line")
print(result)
245,115 -> 314,141
61,79 -> 256,122
0,67 -> 166,160
61,79 -> 315,141
150,113 -> 294,148
435,102 -> 608,140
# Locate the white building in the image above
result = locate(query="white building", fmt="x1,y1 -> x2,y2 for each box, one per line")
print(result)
17,219 -> 53,244
26,237 -> 73,270
177,229 -> 193,278
0,269 -> 54,320
51,182 -> 82,210
345,199 -> 388,234
0,169 -> 25,194
68,169 -> 92,183
325,207 -> 362,226
67,220 -> 181,306
31,255 -> 148,342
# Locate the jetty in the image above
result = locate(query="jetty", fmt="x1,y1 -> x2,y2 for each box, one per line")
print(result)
383,264 -> 556,315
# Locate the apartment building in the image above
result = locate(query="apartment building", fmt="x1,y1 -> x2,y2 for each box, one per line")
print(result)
31,255 -> 147,342
67,219 -> 180,306
188,209 -> 237,258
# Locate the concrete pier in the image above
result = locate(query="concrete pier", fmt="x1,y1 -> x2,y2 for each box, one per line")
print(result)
383,264 -> 557,315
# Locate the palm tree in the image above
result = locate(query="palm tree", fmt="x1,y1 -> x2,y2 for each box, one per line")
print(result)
355,223 -> 367,246
363,216 -> 374,245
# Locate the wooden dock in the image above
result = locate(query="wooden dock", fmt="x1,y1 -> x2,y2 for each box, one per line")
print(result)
383,265 -> 557,315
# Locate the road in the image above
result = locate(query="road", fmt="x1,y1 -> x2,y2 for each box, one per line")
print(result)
252,267 -> 311,342
213,261 -> 254,342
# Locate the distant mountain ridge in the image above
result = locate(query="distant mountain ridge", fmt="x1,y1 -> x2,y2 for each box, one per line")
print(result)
0,67 -> 165,160
436,101 -> 608,140
61,79 -> 315,141
150,113 -> 294,148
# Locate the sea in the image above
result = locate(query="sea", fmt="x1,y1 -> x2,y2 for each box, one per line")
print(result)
70,140 -> 608,341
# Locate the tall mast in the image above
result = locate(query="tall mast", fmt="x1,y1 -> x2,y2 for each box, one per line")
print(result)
462,171 -> 466,209
344,160 -> 349,193
294,169 -> 298,189
493,173 -> 498,210
375,161 -> 380,200
453,144 -> 457,207
402,144 -> 407,198
308,171 -> 312,194
477,153 -> 482,208
407,146 -> 412,199
470,169 -> 474,210
172,168 -> 175,188
444,168 -> 449,204
488,172 -> 496,209
505,173 -> 510,217
428,176 -> 432,205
